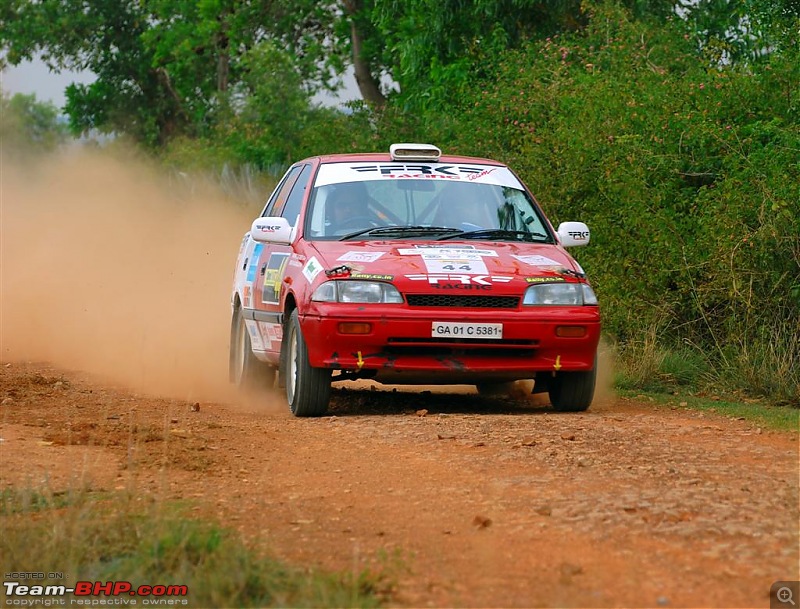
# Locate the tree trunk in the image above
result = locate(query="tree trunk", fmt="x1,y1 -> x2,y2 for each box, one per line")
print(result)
216,14 -> 230,92
217,48 -> 229,92
344,0 -> 386,107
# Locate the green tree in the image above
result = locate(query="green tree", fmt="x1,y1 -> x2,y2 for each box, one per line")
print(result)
1,0 -> 189,145
431,2 -> 799,400
2,0 -> 689,145
677,0 -> 800,63
0,91 -> 68,153
216,42 -> 319,167
362,0 -> 679,110
0,0 -> 345,146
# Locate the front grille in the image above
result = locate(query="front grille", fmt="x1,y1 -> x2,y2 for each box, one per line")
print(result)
406,294 -> 519,309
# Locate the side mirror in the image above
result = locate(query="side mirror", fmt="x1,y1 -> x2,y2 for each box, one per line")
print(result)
250,217 -> 293,244
557,222 -> 591,247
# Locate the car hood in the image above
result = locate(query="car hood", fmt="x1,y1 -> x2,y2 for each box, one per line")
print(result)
305,240 -> 585,293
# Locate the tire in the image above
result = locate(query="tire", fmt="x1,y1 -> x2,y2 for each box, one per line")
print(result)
475,381 -> 515,397
229,307 -> 274,389
548,362 -> 597,412
285,309 -> 331,417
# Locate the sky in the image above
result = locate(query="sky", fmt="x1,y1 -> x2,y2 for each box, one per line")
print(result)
1,56 -> 363,109
1,59 -> 96,108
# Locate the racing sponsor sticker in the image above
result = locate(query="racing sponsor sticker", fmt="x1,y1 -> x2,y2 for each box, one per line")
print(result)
399,247 -> 497,275
465,167 -> 499,182
432,322 -> 503,339
424,258 -> 488,275
406,274 -> 512,285
302,256 -> 323,282
315,164 -> 524,188
512,254 -> 561,267
350,273 -> 394,281
245,243 -> 264,282
246,320 -> 266,351
257,321 -> 282,350
525,276 -> 567,283
337,251 -> 385,263
398,247 -> 498,258
261,252 -> 290,304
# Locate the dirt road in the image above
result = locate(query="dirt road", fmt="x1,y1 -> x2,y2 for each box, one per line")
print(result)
2,151 -> 798,607
1,362 -> 797,608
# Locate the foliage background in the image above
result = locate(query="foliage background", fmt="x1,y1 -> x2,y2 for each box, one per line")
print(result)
2,0 -> 798,404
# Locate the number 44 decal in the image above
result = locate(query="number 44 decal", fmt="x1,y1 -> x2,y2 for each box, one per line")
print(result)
442,263 -> 474,271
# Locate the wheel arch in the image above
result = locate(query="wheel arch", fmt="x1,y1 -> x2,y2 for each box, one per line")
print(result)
228,297 -> 243,383
231,292 -> 242,318
229,293 -> 242,348
277,291 -> 298,388
282,291 -> 298,319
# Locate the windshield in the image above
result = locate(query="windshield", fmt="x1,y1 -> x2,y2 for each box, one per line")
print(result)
304,169 -> 552,241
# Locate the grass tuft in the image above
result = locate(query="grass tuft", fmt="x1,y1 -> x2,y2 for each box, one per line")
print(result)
0,490 -> 384,608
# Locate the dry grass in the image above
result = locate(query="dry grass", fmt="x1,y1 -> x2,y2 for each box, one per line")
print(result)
0,486 -> 384,608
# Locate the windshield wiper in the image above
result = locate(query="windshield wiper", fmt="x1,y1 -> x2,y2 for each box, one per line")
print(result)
339,225 -> 462,241
437,229 -> 551,242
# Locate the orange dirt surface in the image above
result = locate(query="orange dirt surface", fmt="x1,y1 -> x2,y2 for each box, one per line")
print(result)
1,362 -> 798,608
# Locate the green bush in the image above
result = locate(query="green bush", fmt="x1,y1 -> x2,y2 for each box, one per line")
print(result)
0,91 -> 68,154
158,2 -> 799,404
420,3 -> 799,403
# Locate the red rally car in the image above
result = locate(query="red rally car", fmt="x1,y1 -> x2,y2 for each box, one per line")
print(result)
229,143 -> 601,416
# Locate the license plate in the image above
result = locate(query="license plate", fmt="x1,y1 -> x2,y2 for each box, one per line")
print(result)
431,322 -> 503,339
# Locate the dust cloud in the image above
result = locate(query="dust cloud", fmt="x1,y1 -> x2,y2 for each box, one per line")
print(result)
1,147 -> 258,403
1,147 -> 616,410
593,338 -> 617,408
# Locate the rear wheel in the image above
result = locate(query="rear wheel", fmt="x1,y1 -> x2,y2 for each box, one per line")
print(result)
286,309 -> 331,417
548,362 -> 597,412
229,307 -> 274,389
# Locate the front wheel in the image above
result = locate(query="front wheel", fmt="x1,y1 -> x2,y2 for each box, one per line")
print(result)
285,309 -> 331,417
548,363 -> 597,412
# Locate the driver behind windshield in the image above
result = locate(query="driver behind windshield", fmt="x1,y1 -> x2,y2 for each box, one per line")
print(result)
325,183 -> 383,235
432,182 -> 497,231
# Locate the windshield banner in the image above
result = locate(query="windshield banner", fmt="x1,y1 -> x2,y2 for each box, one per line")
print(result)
315,163 -> 523,188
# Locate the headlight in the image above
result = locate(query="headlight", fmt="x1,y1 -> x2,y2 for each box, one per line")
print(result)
311,280 -> 404,304
581,283 -> 598,305
523,282 -> 598,306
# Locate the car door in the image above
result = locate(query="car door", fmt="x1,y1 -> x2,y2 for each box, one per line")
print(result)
249,163 -> 313,359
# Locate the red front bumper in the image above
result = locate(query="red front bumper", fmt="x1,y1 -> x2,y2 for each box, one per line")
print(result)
299,304 -> 600,379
